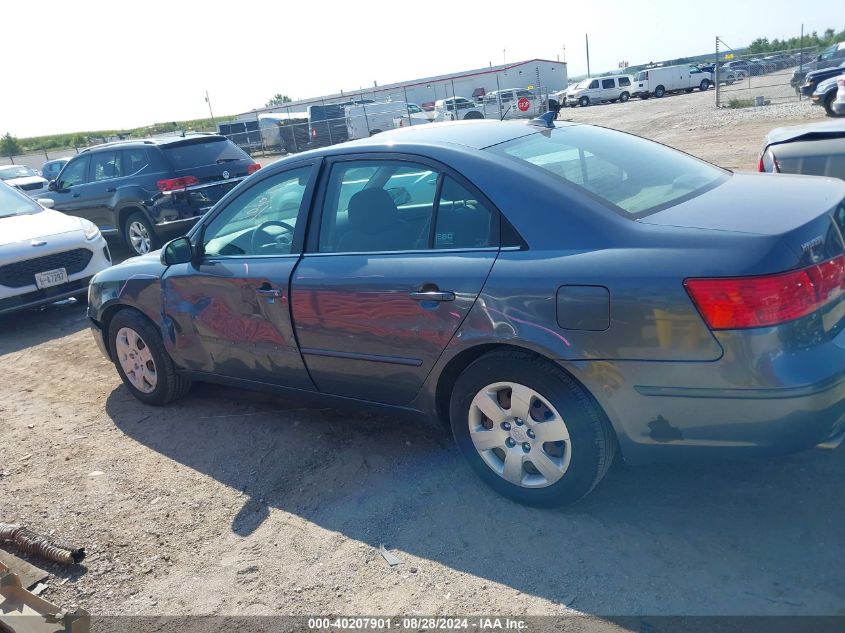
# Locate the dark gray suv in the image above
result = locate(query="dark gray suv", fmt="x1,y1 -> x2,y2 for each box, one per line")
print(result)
87,116 -> 845,506
42,134 -> 259,255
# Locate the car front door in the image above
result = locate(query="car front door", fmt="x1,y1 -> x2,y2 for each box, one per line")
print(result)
290,156 -> 500,405
161,161 -> 319,389
47,155 -> 92,220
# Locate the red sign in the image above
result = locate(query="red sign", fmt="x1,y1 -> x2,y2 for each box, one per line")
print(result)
517,96 -> 530,112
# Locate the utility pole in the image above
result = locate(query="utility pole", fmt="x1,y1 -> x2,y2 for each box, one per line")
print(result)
204,90 -> 216,126
562,45 -> 566,63
503,48 -> 506,65
585,34 -> 591,77
799,24 -> 804,101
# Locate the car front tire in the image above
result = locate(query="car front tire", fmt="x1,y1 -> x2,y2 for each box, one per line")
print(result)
109,309 -> 191,406
449,351 -> 616,507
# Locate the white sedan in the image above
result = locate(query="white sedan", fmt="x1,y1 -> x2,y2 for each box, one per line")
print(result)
0,164 -> 49,196
0,181 -> 112,315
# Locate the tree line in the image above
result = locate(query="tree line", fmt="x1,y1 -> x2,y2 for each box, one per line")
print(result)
746,27 -> 844,54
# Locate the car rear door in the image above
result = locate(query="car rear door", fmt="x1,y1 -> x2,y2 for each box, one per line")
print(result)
161,160 -> 319,388
289,155 -> 500,405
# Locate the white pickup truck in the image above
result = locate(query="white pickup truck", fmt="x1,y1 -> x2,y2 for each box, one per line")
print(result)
630,65 -> 713,99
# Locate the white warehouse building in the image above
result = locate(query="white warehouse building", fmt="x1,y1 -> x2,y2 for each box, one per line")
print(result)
236,58 -> 569,121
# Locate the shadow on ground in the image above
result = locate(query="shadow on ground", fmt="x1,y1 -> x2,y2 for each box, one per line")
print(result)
105,383 -> 845,615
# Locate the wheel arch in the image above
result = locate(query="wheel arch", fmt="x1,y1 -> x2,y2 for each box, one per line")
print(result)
116,204 -> 151,236
433,342 -> 608,433
98,303 -> 154,361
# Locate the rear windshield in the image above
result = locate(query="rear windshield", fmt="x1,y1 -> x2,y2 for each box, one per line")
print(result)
0,165 -> 38,180
488,126 -> 728,217
162,138 -> 249,170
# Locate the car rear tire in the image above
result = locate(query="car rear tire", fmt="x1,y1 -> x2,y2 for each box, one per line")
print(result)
619,92 -> 630,102
699,79 -> 710,91
109,309 -> 191,406
578,96 -> 590,107
463,111 -> 484,120
124,212 -> 158,256
654,86 -> 666,98
449,351 -> 616,507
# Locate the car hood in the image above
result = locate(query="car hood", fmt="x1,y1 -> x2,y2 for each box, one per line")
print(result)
816,75 -> 844,92
0,209 -> 84,246
4,175 -> 47,187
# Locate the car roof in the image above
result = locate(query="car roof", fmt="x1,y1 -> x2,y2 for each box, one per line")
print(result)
341,119 -> 570,151
765,119 -> 845,147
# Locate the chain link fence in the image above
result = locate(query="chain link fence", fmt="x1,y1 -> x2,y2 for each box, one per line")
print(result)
219,84 -> 554,156
714,40 -> 820,107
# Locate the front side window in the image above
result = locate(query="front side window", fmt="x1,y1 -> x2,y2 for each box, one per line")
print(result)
90,151 -> 123,181
202,166 -> 311,257
589,80 -> 599,89
489,126 -> 728,217
57,157 -> 89,189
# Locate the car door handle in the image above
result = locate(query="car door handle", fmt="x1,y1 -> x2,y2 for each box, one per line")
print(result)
72,193 -> 80,198
410,290 -> 455,302
106,187 -> 116,193
256,287 -> 284,297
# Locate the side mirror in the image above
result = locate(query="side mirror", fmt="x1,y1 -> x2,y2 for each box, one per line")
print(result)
36,198 -> 55,209
160,236 -> 195,266
817,55 -> 822,61
48,180 -> 58,191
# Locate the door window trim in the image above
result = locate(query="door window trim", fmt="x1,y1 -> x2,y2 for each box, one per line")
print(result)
303,152 -> 502,256
191,158 -> 321,261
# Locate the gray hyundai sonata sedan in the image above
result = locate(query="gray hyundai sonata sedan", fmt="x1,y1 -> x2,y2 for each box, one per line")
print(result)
87,114 -> 845,506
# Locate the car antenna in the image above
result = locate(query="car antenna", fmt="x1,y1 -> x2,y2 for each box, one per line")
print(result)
529,111 -> 556,129
500,104 -> 512,121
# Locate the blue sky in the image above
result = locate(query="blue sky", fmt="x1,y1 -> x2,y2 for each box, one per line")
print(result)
2,0 -> 842,136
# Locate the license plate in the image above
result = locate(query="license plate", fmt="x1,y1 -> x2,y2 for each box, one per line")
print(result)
35,267 -> 68,289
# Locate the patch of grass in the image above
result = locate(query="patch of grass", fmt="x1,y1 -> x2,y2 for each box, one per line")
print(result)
728,98 -> 755,109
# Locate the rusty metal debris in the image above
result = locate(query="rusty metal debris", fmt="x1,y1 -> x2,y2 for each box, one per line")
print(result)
0,524 -> 85,566
0,560 -> 89,633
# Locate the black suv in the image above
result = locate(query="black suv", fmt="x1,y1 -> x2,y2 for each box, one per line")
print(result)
43,134 -> 259,255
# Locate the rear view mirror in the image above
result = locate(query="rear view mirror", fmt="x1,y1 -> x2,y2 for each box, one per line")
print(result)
161,236 -> 194,266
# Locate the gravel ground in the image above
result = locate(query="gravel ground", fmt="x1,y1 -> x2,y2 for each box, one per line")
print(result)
1,82 -> 843,627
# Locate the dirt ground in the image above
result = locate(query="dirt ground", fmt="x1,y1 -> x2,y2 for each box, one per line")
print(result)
2,87 -> 843,626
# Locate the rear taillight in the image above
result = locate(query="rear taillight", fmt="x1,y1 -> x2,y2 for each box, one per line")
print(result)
838,78 -> 845,87
684,255 -> 845,330
247,163 -> 261,175
757,155 -> 765,172
156,176 -> 199,192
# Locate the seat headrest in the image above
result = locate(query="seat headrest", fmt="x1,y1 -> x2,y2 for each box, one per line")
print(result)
348,188 -> 398,231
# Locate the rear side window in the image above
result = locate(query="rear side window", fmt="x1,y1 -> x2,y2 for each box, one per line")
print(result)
90,151 -> 123,181
602,79 -> 615,89
123,148 -> 149,176
434,178 -> 495,249
163,139 -> 249,171
489,126 -> 728,217
619,76 -> 631,87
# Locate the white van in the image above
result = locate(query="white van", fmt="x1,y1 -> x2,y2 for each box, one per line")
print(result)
345,101 -> 426,139
561,75 -> 634,107
630,65 -> 713,99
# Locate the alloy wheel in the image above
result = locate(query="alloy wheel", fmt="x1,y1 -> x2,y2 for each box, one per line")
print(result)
128,220 -> 151,254
467,382 -> 571,488
115,327 -> 157,393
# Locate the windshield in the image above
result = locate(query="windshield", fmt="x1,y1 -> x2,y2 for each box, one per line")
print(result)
0,183 -> 42,217
575,79 -> 592,89
488,126 -> 728,217
0,165 -> 38,180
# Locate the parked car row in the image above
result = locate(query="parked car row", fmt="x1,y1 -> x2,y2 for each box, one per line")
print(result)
792,42 -> 845,92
